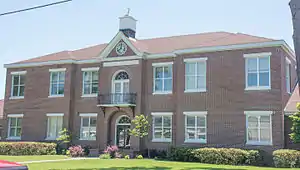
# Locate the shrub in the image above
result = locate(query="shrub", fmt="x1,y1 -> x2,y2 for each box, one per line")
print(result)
82,145 -> 91,156
148,149 -> 167,159
245,150 -> 261,165
104,145 -> 119,158
99,153 -> 111,159
68,145 -> 84,157
273,149 -> 300,168
136,155 -> 143,159
167,147 -> 195,162
0,142 -> 56,155
124,155 -> 130,159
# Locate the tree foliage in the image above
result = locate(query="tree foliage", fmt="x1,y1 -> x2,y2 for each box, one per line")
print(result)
289,103 -> 300,143
56,128 -> 72,144
129,114 -> 150,138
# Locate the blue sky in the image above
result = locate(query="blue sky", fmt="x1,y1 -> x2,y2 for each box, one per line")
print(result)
0,0 -> 293,99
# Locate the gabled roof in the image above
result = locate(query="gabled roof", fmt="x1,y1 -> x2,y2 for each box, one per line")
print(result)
285,85 -> 300,114
7,31 -> 279,65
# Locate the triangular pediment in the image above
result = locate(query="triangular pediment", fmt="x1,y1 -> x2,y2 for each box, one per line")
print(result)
98,31 -> 142,59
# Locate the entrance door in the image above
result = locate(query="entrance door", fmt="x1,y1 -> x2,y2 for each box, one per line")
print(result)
115,116 -> 131,148
113,79 -> 129,104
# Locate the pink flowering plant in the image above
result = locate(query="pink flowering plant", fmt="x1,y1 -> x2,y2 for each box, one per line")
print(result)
104,145 -> 119,158
68,145 -> 84,157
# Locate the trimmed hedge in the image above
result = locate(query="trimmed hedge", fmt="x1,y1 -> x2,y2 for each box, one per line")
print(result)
167,147 -> 261,166
0,142 -> 56,155
273,149 -> 300,168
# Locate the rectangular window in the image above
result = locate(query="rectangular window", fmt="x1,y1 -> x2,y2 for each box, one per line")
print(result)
184,58 -> 207,92
153,63 -> 173,94
49,69 -> 65,96
244,53 -> 271,90
285,59 -> 291,93
245,111 -> 272,145
151,112 -> 172,142
82,70 -> 99,96
184,112 -> 207,143
11,71 -> 26,98
7,114 -> 23,140
46,114 -> 63,140
80,114 -> 97,140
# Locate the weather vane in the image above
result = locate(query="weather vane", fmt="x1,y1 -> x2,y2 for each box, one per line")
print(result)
126,8 -> 130,16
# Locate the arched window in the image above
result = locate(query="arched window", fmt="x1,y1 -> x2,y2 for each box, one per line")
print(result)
115,115 -> 131,148
117,116 -> 131,125
114,71 -> 129,80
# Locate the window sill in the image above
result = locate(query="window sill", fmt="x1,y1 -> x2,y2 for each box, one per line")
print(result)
9,96 -> 24,100
6,137 -> 21,140
48,95 -> 64,98
151,139 -> 171,143
79,139 -> 96,141
184,140 -> 206,144
152,91 -> 172,95
184,89 -> 206,93
246,141 -> 272,146
45,137 -> 57,141
245,87 -> 271,91
81,94 -> 97,98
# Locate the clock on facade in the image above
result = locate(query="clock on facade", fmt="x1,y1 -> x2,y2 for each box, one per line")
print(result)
115,42 -> 127,56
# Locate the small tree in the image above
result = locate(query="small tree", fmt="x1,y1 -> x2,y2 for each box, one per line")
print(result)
129,114 -> 150,157
56,128 -> 72,154
289,103 -> 300,143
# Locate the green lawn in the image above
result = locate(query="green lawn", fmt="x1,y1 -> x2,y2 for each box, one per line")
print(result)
0,155 -> 67,162
22,159 -> 299,170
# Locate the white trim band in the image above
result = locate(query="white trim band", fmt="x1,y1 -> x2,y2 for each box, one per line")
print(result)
79,113 -> 98,117
10,71 -> 27,75
243,52 -> 272,58
103,60 -> 139,67
152,62 -> 174,66
46,113 -> 64,117
183,111 -> 207,116
8,114 -> 24,117
184,57 -> 208,62
49,68 -> 66,72
81,67 -> 100,71
244,111 -> 273,116
151,112 -> 173,116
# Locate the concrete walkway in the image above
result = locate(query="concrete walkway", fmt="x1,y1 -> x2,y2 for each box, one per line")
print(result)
18,157 -> 99,164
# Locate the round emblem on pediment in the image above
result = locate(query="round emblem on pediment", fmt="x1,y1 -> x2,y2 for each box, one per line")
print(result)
115,41 -> 127,56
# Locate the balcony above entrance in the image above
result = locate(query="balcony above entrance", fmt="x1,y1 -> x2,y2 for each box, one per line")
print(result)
97,93 -> 137,107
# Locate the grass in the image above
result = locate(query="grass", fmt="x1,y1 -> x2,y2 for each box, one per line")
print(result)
0,155 -> 68,162
21,159 -> 300,170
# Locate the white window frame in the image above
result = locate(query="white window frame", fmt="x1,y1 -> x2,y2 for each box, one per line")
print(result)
245,111 -> 273,146
7,114 -> 23,140
285,58 -> 291,94
152,62 -> 173,94
184,111 -> 207,143
244,52 -> 271,90
184,58 -> 207,93
49,68 -> 66,97
151,112 -> 173,142
10,71 -> 26,99
81,67 -> 99,97
79,113 -> 97,141
46,113 -> 64,140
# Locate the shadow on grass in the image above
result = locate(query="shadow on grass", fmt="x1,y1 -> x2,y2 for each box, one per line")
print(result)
53,167 -> 247,170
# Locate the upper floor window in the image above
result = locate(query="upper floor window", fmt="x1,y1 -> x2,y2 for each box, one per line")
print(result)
152,62 -> 173,94
151,112 -> 172,142
10,71 -> 26,99
184,111 -> 207,143
244,52 -> 271,90
184,58 -> 207,92
285,58 -> 291,93
49,68 -> 66,97
7,114 -> 23,140
82,67 -> 99,97
245,111 -> 272,145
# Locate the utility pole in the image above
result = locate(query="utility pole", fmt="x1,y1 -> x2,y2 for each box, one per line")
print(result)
290,0 -> 300,89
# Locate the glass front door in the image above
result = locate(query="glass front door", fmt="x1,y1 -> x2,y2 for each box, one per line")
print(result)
116,125 -> 131,148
